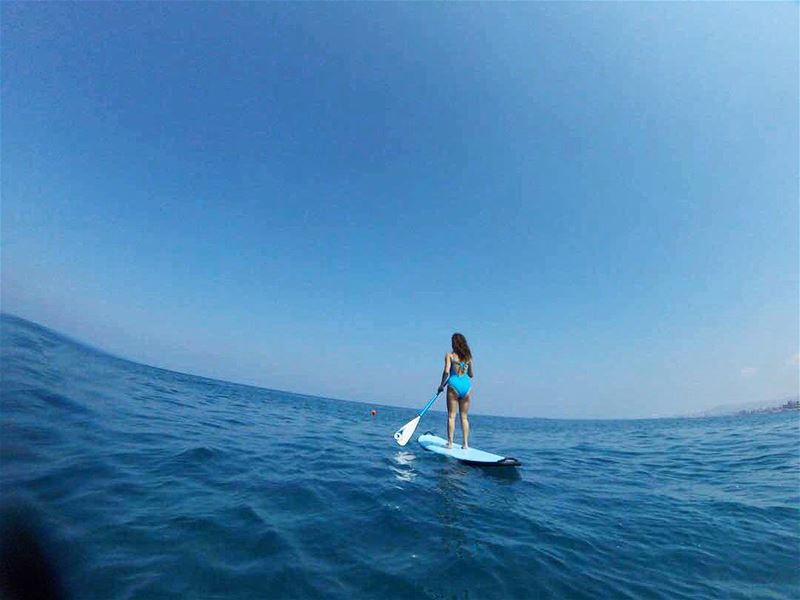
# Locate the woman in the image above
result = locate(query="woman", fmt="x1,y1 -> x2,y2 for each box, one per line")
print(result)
437,333 -> 474,449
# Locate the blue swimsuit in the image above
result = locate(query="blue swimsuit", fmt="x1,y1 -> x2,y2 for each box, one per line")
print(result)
448,358 -> 472,399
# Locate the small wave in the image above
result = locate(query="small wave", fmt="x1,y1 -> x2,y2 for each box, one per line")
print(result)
25,387 -> 95,417
167,446 -> 224,463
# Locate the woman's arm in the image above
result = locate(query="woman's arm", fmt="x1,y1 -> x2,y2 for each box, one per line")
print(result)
467,360 -> 474,378
437,353 -> 451,393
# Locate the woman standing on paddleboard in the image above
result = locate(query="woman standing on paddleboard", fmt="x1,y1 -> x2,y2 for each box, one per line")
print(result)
437,333 -> 474,449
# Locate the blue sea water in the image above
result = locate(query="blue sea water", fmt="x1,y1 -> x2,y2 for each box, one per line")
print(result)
0,314 -> 798,599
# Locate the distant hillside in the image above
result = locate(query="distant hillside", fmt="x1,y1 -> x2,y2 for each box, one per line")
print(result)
690,396 -> 800,418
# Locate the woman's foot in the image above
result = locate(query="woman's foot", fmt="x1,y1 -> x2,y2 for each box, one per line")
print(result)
461,444 -> 469,450
446,441 -> 453,449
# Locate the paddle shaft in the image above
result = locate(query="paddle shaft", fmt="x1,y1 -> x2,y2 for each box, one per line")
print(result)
418,391 -> 442,417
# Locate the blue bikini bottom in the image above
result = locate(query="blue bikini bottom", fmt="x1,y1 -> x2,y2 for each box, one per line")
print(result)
448,374 -> 472,399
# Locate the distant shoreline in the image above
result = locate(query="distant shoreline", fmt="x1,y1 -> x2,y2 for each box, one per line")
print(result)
732,400 -> 800,417
687,398 -> 800,419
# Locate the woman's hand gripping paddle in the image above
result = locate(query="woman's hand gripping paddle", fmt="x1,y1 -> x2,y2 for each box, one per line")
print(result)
393,391 -> 443,446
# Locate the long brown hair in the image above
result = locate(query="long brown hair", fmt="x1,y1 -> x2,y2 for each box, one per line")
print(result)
451,333 -> 472,362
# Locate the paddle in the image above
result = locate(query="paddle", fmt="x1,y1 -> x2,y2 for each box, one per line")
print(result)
393,390 -> 443,446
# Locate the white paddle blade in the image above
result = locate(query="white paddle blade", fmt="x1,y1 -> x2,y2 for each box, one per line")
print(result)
393,416 -> 420,446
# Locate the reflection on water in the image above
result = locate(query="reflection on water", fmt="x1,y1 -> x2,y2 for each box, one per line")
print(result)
392,451 -> 417,482
393,451 -> 416,467
435,462 -> 472,558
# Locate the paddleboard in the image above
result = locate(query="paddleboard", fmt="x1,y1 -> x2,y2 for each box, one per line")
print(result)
417,433 -> 521,467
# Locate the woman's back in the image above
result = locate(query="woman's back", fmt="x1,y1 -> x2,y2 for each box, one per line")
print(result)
449,353 -> 470,376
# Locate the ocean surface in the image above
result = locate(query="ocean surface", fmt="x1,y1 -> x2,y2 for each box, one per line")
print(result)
1,314 -> 798,599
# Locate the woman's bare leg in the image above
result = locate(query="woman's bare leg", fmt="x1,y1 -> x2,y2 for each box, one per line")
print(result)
459,393 -> 471,449
446,387 -> 458,448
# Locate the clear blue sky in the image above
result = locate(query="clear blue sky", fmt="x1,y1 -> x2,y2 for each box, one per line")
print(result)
2,2 -> 797,418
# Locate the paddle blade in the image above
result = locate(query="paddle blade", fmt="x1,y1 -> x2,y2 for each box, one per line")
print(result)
393,416 -> 420,446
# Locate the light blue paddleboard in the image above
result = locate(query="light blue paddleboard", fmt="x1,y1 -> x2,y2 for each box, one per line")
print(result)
417,433 -> 521,467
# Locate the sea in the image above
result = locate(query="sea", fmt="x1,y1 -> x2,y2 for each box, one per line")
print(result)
1,314 -> 797,599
